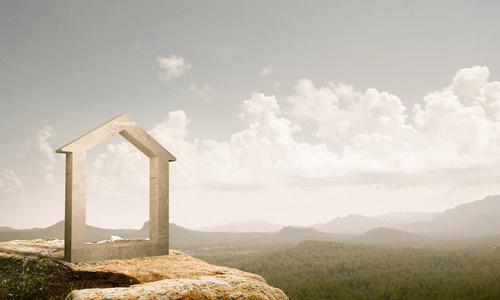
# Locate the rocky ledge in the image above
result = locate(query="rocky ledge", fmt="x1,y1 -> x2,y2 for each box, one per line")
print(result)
0,239 -> 288,300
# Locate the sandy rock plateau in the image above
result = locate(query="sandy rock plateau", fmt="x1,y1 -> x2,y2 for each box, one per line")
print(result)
0,239 -> 287,300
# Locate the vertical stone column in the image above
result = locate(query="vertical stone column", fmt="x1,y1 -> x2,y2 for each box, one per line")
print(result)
149,157 -> 159,242
64,151 -> 86,261
158,157 -> 169,249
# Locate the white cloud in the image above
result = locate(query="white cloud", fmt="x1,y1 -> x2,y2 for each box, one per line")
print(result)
196,66 -> 499,189
273,82 -> 281,89
259,65 -> 272,78
157,55 -> 192,81
11,66 -> 493,199
85,138 -> 150,228
17,126 -> 58,184
412,66 -> 500,170
0,169 -> 23,201
450,65 -> 490,106
189,83 -> 213,101
89,66 -> 500,193
151,110 -> 191,141
287,79 -> 413,151
147,93 -> 338,190
5,66 -> 499,229
89,142 -> 148,189
0,126 -> 64,227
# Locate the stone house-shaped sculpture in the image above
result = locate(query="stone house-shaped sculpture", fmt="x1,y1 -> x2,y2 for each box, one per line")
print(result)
56,114 -> 176,263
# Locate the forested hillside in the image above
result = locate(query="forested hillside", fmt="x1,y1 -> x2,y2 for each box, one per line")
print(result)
199,241 -> 500,299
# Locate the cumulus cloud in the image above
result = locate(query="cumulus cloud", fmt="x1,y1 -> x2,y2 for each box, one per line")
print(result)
285,80 -> 418,178
259,65 -> 272,78
17,126 -> 58,184
450,66 -> 490,106
0,126 -> 64,227
146,93 -> 339,189
3,65 -> 490,228
89,142 -> 149,190
412,66 -> 500,170
285,66 -> 500,186
222,66 -> 496,188
151,110 -> 191,141
0,169 -> 23,201
157,55 -> 192,81
189,83 -> 214,101
82,66 -> 500,193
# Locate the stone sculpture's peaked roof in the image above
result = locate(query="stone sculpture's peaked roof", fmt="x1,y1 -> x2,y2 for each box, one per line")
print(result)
55,114 -> 176,161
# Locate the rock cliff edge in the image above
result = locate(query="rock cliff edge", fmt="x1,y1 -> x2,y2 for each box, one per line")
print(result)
0,239 -> 288,300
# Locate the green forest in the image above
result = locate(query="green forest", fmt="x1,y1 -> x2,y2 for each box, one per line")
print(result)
198,241 -> 500,300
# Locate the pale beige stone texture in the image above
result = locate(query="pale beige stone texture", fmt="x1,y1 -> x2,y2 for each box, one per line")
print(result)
56,114 -> 176,263
0,239 -> 288,300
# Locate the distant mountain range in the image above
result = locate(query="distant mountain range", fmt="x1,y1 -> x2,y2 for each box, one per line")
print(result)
1,196 -> 499,247
314,214 -> 387,234
198,220 -> 283,233
0,227 -> 15,232
372,211 -> 440,224
394,195 -> 500,237
313,212 -> 440,234
0,221 -> 147,243
315,195 -> 500,238
352,227 -> 433,245
196,210 -> 441,235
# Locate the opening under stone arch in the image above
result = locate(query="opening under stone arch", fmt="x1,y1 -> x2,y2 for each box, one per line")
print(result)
86,134 -> 149,242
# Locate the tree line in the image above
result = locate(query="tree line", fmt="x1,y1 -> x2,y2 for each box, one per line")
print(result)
199,240 -> 500,299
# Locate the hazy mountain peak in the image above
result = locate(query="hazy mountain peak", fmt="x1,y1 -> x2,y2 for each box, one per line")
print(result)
354,227 -> 432,245
198,220 -> 283,233
345,214 -> 370,219
395,195 -> 500,237
372,212 -> 440,224
363,227 -> 422,238
314,214 -> 385,234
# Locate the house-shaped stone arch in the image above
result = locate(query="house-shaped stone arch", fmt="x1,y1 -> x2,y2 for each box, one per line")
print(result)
56,114 -> 176,262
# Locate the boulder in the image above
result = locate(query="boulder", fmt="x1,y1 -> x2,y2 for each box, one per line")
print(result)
0,239 -> 287,300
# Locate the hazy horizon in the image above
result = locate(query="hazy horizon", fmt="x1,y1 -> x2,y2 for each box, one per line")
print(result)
2,1 -> 500,229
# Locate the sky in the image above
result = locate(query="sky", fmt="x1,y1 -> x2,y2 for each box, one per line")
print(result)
1,1 -> 500,230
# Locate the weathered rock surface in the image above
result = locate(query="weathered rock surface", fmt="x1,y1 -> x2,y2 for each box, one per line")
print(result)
0,239 -> 288,300
67,275 -> 286,300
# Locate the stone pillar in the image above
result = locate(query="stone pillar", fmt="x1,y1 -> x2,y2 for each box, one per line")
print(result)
64,151 -> 86,262
149,157 -> 159,242
158,157 -> 169,249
